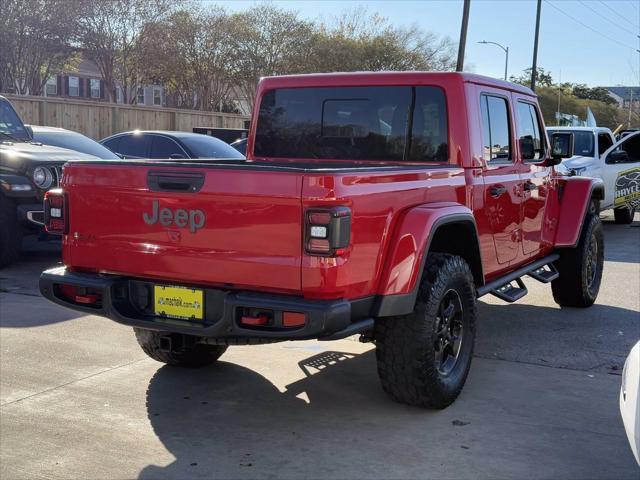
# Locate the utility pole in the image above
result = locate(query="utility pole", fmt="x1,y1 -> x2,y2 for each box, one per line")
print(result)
531,0 -> 542,91
629,89 -> 633,129
557,70 -> 561,125
456,0 -> 471,72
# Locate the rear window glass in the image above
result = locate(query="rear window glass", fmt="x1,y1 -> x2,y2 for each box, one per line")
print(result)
551,130 -> 594,157
181,135 -> 245,159
255,86 -> 448,162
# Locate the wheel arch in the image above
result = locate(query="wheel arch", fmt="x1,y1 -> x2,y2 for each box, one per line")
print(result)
373,204 -> 483,317
555,177 -> 604,248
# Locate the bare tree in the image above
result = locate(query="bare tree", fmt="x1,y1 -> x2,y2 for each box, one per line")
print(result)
0,0 -> 79,95
75,0 -> 172,103
311,8 -> 457,73
139,7 -> 238,111
231,4 -> 316,108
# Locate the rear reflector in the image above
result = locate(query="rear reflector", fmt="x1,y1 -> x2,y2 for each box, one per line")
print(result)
241,313 -> 270,326
57,284 -> 102,306
308,238 -> 330,253
283,312 -> 306,327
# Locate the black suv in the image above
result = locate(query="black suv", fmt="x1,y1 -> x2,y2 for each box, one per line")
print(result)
0,95 -> 96,267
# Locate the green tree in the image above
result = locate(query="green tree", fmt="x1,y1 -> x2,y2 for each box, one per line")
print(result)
509,67 -> 554,88
571,84 -> 616,105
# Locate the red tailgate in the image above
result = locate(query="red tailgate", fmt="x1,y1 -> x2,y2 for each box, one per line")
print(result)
62,163 -> 303,294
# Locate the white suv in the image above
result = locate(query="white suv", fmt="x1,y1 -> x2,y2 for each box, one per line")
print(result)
547,127 -> 639,224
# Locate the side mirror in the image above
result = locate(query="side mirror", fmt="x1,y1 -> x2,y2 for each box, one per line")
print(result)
606,150 -> 630,164
519,135 -> 535,160
548,132 -> 574,165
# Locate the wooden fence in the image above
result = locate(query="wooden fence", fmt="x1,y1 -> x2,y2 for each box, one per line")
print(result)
5,94 -> 250,140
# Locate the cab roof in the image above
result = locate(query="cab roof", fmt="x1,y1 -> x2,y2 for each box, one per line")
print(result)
546,126 -> 613,133
258,71 -> 536,97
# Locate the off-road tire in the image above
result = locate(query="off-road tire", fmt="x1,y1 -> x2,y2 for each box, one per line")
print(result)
374,253 -> 477,409
614,206 -> 635,224
134,328 -> 227,368
551,212 -> 604,308
0,196 -> 22,268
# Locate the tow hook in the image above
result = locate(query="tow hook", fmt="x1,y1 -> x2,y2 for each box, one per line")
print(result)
159,335 -> 173,353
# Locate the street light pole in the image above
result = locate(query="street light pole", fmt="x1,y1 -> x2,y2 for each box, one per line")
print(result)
478,40 -> 509,81
504,46 -> 509,82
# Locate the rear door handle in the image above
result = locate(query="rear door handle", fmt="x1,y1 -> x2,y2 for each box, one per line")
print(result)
490,185 -> 507,197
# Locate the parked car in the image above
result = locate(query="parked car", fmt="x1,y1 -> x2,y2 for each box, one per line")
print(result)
0,96 -> 97,267
100,131 -> 245,160
230,137 -> 247,155
620,341 -> 640,465
548,126 -> 639,223
27,125 -> 120,160
40,72 -> 602,409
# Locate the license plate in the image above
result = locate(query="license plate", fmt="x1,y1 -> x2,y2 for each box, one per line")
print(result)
154,285 -> 204,321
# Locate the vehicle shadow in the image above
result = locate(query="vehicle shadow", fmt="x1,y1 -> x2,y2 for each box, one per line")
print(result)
137,327 -> 638,479
0,239 -> 81,327
138,298 -> 640,479
0,238 -> 61,295
138,350 -> 400,479
0,292 -> 86,327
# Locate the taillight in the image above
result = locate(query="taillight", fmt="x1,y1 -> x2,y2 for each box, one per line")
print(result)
305,206 -> 351,256
44,189 -> 68,235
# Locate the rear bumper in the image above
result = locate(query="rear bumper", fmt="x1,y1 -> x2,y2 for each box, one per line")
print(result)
39,267 -> 373,341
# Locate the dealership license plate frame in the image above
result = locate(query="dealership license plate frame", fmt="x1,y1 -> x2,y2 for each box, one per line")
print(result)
153,285 -> 204,321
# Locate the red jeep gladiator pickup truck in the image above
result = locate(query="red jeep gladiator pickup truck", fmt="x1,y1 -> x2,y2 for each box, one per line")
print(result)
40,72 -> 604,408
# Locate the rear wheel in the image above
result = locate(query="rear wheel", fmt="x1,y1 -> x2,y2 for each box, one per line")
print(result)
614,206 -> 635,224
552,211 -> 604,308
374,253 -> 476,409
134,328 -> 227,368
0,196 -> 22,268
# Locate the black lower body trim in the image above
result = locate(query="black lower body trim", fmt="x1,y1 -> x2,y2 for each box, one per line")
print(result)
39,267 -> 373,341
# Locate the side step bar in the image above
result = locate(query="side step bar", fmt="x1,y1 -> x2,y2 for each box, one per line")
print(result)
527,263 -> 559,283
477,253 -> 560,303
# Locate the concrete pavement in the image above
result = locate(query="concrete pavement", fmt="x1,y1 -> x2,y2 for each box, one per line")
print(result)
1,212 -> 638,479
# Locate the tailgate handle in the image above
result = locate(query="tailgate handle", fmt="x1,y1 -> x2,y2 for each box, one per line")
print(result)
148,172 -> 204,193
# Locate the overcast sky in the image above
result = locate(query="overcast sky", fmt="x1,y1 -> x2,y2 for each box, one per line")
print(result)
217,0 -> 640,87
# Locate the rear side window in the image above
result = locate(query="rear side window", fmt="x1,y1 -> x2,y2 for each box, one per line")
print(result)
102,136 -> 121,154
115,134 -> 151,158
549,130 -> 593,157
150,136 -> 186,158
255,86 -> 448,163
516,102 -> 545,161
480,95 -> 511,162
409,87 -> 449,162
598,133 -> 613,155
